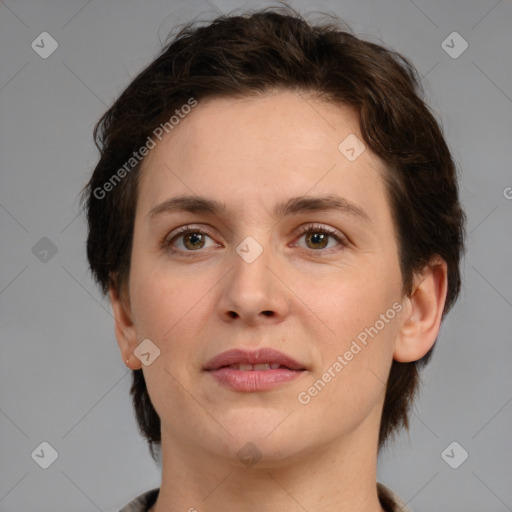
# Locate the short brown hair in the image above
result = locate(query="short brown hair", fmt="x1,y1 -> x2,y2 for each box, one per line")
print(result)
82,7 -> 465,459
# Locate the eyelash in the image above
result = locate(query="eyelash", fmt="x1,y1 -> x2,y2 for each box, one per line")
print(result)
161,225 -> 215,257
293,224 -> 347,253
161,223 -> 347,256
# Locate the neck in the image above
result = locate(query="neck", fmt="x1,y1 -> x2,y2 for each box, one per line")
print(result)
151,425 -> 385,512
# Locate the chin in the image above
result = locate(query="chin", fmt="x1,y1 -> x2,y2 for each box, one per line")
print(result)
209,413 -> 313,467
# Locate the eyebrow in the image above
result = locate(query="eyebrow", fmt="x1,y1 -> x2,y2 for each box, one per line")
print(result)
148,194 -> 371,225
273,195 -> 371,224
148,196 -> 225,218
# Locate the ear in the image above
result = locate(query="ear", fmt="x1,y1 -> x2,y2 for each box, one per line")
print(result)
109,278 -> 142,370
394,257 -> 448,362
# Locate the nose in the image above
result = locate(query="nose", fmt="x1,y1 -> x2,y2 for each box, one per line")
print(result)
216,241 -> 289,326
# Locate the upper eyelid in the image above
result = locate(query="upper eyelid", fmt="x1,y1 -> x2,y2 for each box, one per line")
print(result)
292,224 -> 347,247
166,222 -> 343,238
295,223 -> 340,235
165,224 -> 215,240
295,223 -> 346,239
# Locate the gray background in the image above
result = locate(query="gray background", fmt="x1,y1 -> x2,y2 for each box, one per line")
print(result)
1,0 -> 511,511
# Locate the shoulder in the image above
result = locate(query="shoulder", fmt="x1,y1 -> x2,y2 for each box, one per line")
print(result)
119,488 -> 159,512
377,482 -> 411,512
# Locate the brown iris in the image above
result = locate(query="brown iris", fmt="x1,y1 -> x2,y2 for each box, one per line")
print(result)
306,232 -> 329,249
183,232 -> 205,250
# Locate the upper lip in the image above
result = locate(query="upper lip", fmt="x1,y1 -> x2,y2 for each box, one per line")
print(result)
204,348 -> 305,371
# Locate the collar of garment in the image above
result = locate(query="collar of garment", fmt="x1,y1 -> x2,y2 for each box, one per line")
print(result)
119,482 -> 411,512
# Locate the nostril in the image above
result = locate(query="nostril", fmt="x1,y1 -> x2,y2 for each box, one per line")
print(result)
261,310 -> 274,317
228,311 -> 238,319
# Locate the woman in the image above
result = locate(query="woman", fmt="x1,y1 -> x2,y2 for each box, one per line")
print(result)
82,8 -> 465,512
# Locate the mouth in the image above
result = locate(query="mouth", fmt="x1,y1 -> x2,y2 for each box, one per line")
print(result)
203,348 -> 306,372
204,348 -> 307,391
221,362 -> 294,371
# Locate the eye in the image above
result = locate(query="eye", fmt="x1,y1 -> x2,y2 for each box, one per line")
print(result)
293,224 -> 346,251
163,226 -> 219,252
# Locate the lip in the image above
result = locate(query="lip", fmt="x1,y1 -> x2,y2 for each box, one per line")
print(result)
204,348 -> 307,392
204,348 -> 305,371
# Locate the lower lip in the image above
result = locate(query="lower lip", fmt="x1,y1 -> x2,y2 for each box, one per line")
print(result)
207,368 -> 305,391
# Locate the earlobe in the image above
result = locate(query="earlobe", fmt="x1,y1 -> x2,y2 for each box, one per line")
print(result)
109,279 -> 142,370
394,258 -> 448,363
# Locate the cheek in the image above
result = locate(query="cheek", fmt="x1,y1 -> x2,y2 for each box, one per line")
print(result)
129,258 -> 200,348
294,266 -> 400,401
294,262 -> 401,341
297,314 -> 398,435
129,263 -> 216,416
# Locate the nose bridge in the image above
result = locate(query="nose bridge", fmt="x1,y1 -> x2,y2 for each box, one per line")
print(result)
218,232 -> 289,323
231,234 -> 274,299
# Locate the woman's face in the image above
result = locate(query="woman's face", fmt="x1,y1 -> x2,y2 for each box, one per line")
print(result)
121,90 -> 407,465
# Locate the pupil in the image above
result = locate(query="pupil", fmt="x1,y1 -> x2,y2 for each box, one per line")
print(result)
185,233 -> 204,249
308,232 -> 327,249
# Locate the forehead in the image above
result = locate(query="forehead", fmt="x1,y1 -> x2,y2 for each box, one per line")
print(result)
137,90 -> 390,221
143,91 -> 360,171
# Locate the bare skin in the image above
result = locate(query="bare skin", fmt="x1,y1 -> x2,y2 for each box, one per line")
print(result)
111,90 -> 447,512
